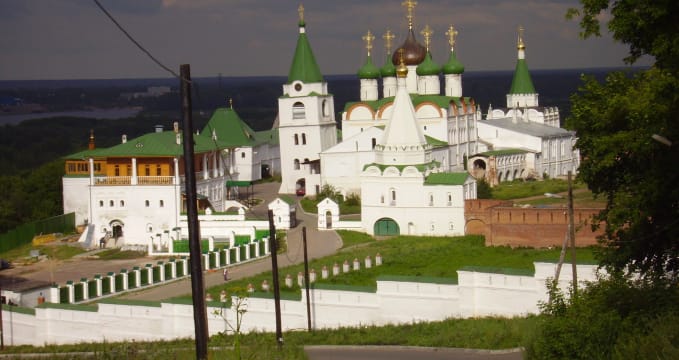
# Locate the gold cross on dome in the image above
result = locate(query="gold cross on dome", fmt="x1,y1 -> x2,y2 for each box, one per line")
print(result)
362,30 -> 375,55
402,0 -> 417,29
383,29 -> 395,54
420,24 -> 433,51
298,4 -> 304,22
446,25 -> 458,47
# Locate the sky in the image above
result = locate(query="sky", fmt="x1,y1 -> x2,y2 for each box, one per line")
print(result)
0,0 -> 651,80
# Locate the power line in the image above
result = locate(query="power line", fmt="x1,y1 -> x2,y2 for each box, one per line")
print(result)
92,0 -> 182,79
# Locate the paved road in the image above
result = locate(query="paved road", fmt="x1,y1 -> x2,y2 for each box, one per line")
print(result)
305,346 -> 524,360
120,182 -> 342,301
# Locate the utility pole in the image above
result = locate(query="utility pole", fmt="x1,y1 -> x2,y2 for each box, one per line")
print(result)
302,227 -> 312,332
568,171 -> 577,295
268,210 -> 283,348
180,64 -> 208,360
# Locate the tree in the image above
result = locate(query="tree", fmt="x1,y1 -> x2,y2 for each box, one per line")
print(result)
566,1 -> 679,280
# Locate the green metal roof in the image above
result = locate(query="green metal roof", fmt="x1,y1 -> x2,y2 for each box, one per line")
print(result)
416,52 -> 441,76
477,149 -> 528,157
509,59 -> 536,94
200,108 -> 258,147
425,135 -> 448,147
358,55 -> 380,79
65,131 -> 209,158
287,27 -> 324,84
363,160 -> 440,173
443,50 -> 464,74
424,172 -> 470,185
226,180 -> 252,187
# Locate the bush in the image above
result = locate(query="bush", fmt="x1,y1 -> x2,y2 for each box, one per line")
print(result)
476,178 -> 492,199
525,276 -> 679,359
344,192 -> 361,206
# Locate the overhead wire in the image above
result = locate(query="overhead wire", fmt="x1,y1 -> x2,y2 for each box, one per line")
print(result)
92,0 -> 269,221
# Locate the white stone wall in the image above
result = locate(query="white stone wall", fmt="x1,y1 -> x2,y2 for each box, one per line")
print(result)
62,177 -> 91,226
1,263 -> 599,346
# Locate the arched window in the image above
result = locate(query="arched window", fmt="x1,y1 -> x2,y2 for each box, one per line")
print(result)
109,200 -> 114,207
294,159 -> 300,170
390,188 -> 396,205
371,138 -> 376,149
145,200 -> 150,207
302,133 -> 306,145
429,193 -> 434,206
294,134 -> 299,145
159,200 -> 164,207
120,200 -> 125,207
241,152 -> 246,158
292,102 -> 305,120
99,200 -> 104,207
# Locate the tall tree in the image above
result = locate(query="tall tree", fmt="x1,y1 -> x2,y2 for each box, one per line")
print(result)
566,1 -> 679,280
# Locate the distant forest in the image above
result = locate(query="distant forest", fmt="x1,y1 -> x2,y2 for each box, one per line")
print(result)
0,68 -> 625,233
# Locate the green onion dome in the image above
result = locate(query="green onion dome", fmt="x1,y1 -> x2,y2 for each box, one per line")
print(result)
381,53 -> 397,77
358,55 -> 381,79
443,50 -> 464,74
416,52 -> 441,76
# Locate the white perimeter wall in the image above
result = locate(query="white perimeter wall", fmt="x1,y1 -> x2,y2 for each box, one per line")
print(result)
1,262 -> 599,346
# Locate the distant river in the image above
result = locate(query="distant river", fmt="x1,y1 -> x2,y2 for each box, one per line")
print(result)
0,107 -> 141,125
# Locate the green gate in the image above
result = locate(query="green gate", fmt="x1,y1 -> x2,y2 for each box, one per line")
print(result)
374,218 -> 400,236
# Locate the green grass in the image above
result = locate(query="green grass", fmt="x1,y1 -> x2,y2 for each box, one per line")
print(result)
0,316 -> 535,358
300,197 -> 361,215
0,242 -> 87,262
514,188 -> 606,208
187,234 -> 597,302
95,249 -> 148,260
337,230 -> 375,249
491,179 -> 587,200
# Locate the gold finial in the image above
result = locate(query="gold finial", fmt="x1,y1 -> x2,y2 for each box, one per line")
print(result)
396,48 -> 408,77
362,30 -> 375,56
298,4 -> 304,23
446,25 -> 458,48
517,25 -> 525,50
402,0 -> 417,29
383,29 -> 395,54
229,98 -> 233,109
420,24 -> 433,51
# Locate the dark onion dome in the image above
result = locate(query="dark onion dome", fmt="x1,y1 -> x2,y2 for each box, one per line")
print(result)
443,50 -> 464,74
391,28 -> 426,66
381,53 -> 397,77
416,51 -> 441,76
358,55 -> 381,79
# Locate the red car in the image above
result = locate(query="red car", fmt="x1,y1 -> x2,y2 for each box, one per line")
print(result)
296,188 -> 305,196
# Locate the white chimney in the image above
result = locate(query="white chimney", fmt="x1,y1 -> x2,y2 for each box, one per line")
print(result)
122,134 -> 127,143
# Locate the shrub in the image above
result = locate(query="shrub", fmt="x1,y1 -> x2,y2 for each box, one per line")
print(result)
525,276 -> 679,360
476,178 -> 492,199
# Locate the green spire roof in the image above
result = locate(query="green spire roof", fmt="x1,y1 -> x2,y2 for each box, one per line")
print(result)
381,53 -> 396,77
509,59 -> 536,94
358,55 -> 380,79
443,50 -> 464,74
287,25 -> 323,84
416,52 -> 441,76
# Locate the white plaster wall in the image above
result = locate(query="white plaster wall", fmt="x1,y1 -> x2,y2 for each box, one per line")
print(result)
90,185 -> 180,246
1,263 -> 600,346
62,177 -> 91,226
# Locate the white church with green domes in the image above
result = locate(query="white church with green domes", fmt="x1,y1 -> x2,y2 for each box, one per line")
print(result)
61,1 -> 580,245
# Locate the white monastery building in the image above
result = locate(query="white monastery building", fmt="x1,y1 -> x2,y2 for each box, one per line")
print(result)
61,1 -> 580,245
